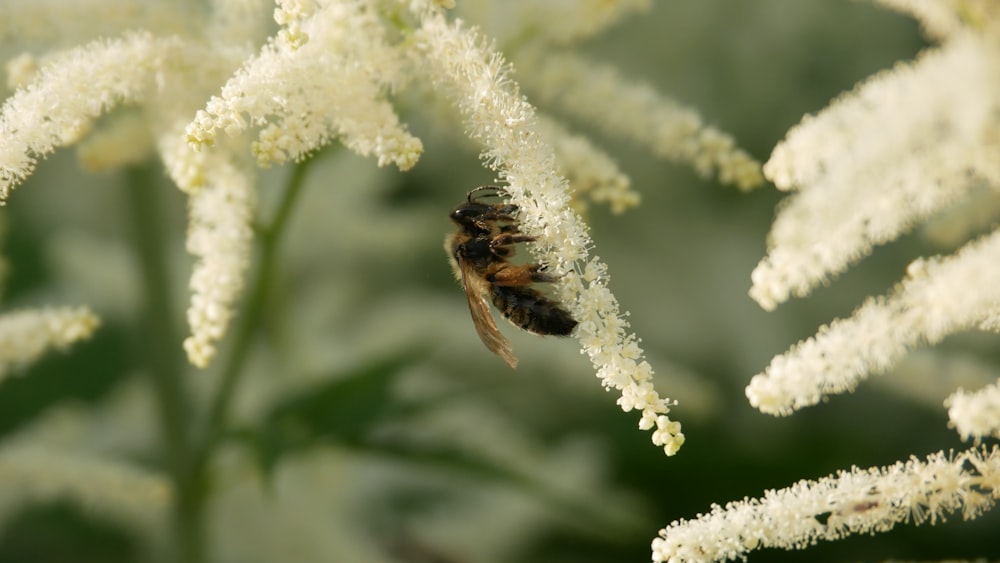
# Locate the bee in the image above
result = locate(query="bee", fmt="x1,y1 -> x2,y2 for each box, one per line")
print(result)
446,186 -> 577,368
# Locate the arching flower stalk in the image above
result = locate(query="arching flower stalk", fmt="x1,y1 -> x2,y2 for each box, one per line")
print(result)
408,1 -> 684,454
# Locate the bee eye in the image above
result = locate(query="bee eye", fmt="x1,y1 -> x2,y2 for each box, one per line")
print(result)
451,206 -> 481,222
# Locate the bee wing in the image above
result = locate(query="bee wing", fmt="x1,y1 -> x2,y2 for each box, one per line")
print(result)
458,259 -> 518,369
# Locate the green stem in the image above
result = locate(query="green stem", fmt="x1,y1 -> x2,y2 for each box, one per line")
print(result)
203,158 -> 313,446
129,156 -> 311,562
124,165 -> 203,563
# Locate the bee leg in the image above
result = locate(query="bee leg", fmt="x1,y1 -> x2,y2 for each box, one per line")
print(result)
472,207 -> 518,231
488,264 -> 559,286
488,232 -> 534,259
491,245 -> 514,259
491,232 -> 536,248
480,208 -> 518,221
524,263 -> 560,283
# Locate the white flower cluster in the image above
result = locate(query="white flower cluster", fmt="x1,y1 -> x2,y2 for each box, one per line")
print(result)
946,380 -> 1000,441
187,0 -> 423,170
653,446 -> 1000,562
183,158 -> 256,369
520,50 -> 764,192
0,32 -> 165,202
412,3 -> 684,455
0,9 -> 261,368
0,306 -> 99,380
534,116 -> 638,216
0,0 -> 701,453
748,230 -> 1000,416
746,4 -> 1000,426
753,34 -> 1000,311
2,0 -> 761,401
712,3 -> 1000,560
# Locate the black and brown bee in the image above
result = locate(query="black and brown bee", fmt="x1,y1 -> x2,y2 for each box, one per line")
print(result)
446,186 -> 577,368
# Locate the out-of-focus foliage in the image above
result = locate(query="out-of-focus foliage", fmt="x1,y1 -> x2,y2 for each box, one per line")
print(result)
1,1 -> 998,562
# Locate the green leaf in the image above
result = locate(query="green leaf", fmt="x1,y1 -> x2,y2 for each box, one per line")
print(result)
247,348 -> 642,538
252,348 -> 423,477
0,323 -> 133,440
356,439 -> 644,540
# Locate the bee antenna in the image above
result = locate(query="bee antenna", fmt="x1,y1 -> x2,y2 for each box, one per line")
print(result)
467,185 -> 507,202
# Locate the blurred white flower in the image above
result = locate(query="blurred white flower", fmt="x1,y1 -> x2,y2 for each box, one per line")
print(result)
946,379 -> 1000,440
753,33 -> 1000,310
0,306 -> 99,380
698,3 -> 1000,560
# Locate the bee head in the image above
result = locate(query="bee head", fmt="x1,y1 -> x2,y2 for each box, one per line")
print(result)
449,202 -> 492,226
450,186 -> 517,231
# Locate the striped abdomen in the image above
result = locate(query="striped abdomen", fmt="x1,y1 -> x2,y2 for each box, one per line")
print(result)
490,285 -> 577,336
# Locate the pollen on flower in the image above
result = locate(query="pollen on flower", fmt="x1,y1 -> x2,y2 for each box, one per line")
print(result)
273,0 -> 315,48
251,124 -> 293,167
185,110 -> 219,150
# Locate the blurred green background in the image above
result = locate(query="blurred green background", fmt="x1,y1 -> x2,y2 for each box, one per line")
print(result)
1,1 -> 997,562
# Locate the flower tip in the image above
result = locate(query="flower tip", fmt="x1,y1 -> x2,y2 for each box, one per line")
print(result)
662,432 -> 685,456
183,336 -> 214,369
748,267 -> 783,311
